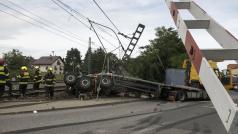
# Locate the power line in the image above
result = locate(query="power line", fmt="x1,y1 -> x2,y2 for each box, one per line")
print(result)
0,2 -> 88,46
51,0 -> 91,29
0,9 -> 86,46
92,0 -> 120,32
54,0 -> 117,46
51,0 -> 117,48
89,20 -> 107,52
55,0 -> 88,20
89,20 -> 125,51
5,0 -> 88,43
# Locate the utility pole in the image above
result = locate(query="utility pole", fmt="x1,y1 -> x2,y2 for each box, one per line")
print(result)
88,37 -> 92,74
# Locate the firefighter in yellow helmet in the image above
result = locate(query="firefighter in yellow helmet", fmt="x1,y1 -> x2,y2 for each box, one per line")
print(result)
0,58 -> 9,97
44,67 -> 56,99
33,66 -> 42,91
18,66 -> 30,98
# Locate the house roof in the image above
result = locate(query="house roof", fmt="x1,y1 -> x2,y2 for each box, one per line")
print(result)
227,64 -> 238,70
33,56 -> 63,65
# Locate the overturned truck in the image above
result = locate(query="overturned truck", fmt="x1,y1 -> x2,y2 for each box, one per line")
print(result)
64,71 -> 209,101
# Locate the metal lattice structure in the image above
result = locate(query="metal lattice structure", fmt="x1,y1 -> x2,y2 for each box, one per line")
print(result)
122,24 -> 145,61
165,0 -> 238,133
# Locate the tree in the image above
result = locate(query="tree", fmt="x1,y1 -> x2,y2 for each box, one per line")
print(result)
3,49 -> 34,77
126,26 -> 187,82
82,46 -> 92,74
82,47 -> 118,74
64,48 -> 82,74
3,49 -> 34,70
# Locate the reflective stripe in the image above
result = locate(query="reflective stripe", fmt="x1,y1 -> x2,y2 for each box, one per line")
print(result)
19,82 -> 28,84
45,84 -> 54,87
22,76 -> 30,78
0,72 -> 5,75
46,79 -> 53,81
0,66 -> 4,71
0,80 -> 6,84
35,80 -> 42,83
21,72 -> 30,78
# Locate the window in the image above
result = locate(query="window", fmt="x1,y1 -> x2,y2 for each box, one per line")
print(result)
57,60 -> 61,65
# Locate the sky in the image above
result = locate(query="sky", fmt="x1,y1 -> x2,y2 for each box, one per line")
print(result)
0,0 -> 238,69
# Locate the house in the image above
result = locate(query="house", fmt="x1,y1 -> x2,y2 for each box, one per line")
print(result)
33,56 -> 64,74
227,64 -> 238,75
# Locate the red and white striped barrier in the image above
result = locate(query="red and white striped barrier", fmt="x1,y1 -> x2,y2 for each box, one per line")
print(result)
165,0 -> 238,133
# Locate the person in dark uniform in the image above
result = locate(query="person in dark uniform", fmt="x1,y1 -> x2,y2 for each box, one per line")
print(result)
18,66 -> 30,98
0,58 -> 9,97
33,66 -> 42,91
44,67 -> 56,99
5,74 -> 12,97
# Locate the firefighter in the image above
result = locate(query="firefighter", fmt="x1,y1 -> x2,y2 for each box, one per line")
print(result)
0,58 -> 9,97
5,65 -> 12,97
18,66 -> 30,98
44,67 -> 56,99
33,66 -> 42,91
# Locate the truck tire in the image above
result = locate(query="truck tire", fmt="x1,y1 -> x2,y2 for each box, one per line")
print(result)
79,76 -> 92,89
64,73 -> 77,86
100,76 -> 113,88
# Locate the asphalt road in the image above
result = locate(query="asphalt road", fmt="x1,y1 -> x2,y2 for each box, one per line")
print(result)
0,100 -> 227,134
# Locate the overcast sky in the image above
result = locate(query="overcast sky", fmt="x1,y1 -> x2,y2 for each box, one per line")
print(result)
0,0 -> 238,69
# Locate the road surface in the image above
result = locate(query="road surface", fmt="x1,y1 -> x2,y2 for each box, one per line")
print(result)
0,100 -> 226,134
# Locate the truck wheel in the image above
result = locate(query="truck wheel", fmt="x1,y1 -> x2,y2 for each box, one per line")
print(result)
64,73 -> 77,86
79,76 -> 92,89
100,76 -> 113,88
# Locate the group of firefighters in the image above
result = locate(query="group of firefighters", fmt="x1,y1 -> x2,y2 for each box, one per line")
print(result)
0,58 -> 56,99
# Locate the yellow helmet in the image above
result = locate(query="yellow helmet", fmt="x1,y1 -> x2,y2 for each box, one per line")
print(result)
48,67 -> 53,71
21,66 -> 28,71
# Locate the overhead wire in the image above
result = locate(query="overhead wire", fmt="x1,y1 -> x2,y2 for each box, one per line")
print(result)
92,0 -> 120,32
92,0 -> 127,57
0,8 -> 86,47
88,20 -> 125,51
53,0 -> 118,48
0,2 -> 88,46
55,0 -> 88,20
56,0 -> 117,46
5,0 -> 88,43
51,0 -> 125,81
50,0 -> 91,30
88,20 -> 107,53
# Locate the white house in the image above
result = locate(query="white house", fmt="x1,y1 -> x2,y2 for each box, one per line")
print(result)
33,56 -> 64,74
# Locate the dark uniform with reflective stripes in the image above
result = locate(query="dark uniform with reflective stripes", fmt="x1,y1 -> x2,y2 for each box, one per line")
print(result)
33,70 -> 42,90
44,72 -> 56,99
0,65 -> 9,96
18,71 -> 30,97
5,66 -> 12,96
